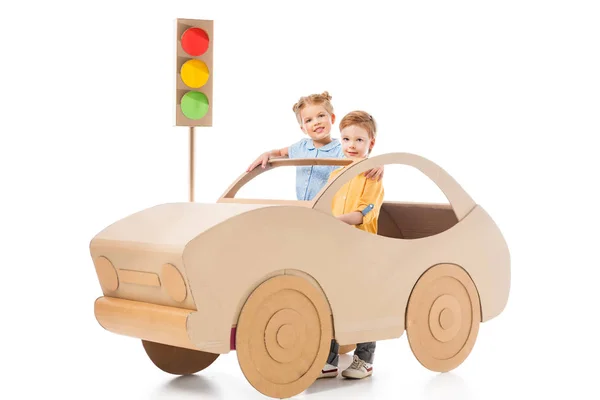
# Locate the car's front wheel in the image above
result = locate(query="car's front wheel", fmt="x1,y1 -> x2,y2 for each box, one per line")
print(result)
236,275 -> 332,398
405,263 -> 481,372
142,340 -> 219,375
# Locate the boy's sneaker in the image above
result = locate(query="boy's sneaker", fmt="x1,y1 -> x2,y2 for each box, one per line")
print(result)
341,355 -> 373,379
317,362 -> 338,379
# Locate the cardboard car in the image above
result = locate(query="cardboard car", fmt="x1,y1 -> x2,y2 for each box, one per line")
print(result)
91,152 -> 510,398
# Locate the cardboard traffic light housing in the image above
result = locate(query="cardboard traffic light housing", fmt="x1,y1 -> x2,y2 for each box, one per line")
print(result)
176,18 -> 213,127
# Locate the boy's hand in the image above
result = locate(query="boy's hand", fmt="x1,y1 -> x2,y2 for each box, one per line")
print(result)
247,152 -> 271,172
364,166 -> 384,181
337,212 -> 363,225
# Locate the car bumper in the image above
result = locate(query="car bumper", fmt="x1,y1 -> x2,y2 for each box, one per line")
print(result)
94,296 -> 200,351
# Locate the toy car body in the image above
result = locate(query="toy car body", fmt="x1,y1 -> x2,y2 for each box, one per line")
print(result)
91,152 -> 510,398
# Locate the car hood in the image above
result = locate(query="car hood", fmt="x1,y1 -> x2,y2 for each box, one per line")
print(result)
90,202 -> 277,251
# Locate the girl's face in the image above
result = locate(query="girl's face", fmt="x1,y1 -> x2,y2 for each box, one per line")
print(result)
340,125 -> 374,159
299,104 -> 335,142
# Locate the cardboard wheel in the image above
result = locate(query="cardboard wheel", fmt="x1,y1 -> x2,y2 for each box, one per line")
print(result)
236,275 -> 332,398
142,340 -> 219,375
405,263 -> 481,372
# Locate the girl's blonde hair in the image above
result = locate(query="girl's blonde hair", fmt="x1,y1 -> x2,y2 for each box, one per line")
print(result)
292,91 -> 334,124
339,111 -> 377,154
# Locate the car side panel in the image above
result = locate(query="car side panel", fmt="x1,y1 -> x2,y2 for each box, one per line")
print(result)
183,204 -> 510,353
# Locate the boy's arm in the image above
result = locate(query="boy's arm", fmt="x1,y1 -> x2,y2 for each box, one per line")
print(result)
337,178 -> 384,226
246,146 -> 289,172
337,211 -> 364,225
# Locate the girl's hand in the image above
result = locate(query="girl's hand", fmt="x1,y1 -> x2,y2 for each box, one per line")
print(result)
247,152 -> 271,172
364,166 -> 384,181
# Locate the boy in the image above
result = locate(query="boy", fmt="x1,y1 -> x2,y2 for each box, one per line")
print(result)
320,110 -> 384,380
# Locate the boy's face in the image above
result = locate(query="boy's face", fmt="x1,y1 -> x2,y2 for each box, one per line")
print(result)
340,125 -> 374,159
299,104 -> 335,142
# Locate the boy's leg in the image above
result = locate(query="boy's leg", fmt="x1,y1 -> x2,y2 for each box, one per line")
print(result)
354,341 -> 376,364
318,339 -> 339,379
342,342 -> 375,379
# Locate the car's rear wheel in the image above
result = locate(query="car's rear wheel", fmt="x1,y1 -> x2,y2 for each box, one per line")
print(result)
405,263 -> 481,372
142,340 -> 219,375
236,275 -> 332,399
339,344 -> 356,354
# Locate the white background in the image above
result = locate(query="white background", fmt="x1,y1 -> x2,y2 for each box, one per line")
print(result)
1,0 -> 599,398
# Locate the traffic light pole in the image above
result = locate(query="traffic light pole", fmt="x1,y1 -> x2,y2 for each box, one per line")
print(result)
189,126 -> 195,202
177,18 -> 212,203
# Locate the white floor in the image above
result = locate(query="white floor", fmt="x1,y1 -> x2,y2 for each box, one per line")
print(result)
9,292 -> 594,400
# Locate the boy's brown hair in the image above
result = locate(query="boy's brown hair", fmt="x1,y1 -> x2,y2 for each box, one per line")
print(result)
292,91 -> 334,124
339,110 -> 377,153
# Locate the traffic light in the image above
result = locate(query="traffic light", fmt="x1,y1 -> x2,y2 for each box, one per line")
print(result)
176,18 -> 213,127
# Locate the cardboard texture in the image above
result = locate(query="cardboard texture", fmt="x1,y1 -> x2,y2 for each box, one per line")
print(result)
90,152 -> 510,399
142,339 -> 219,375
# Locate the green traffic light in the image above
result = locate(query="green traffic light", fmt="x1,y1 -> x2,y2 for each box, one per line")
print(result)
181,91 -> 209,120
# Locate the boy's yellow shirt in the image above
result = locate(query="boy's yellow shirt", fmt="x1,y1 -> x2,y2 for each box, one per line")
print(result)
328,165 -> 384,235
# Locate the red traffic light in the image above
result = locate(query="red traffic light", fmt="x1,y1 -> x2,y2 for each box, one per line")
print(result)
181,27 -> 209,56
